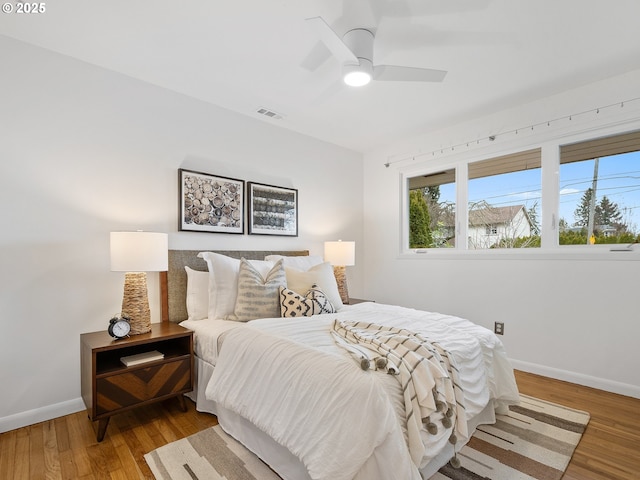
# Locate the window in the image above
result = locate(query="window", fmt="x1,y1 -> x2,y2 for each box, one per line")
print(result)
468,149 -> 541,249
408,168 -> 456,248
403,128 -> 640,253
559,131 -> 640,245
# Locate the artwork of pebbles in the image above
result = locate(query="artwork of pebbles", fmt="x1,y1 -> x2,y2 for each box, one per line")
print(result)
182,174 -> 242,228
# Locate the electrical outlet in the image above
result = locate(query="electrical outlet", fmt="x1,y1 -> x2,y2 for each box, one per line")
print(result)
494,322 -> 504,335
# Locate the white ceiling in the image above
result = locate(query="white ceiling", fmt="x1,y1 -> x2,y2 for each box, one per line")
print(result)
2,0 -> 640,153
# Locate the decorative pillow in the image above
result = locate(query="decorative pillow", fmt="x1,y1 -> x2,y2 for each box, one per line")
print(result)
285,262 -> 344,310
279,284 -> 336,318
198,252 -> 274,319
228,258 -> 286,322
265,254 -> 324,271
184,266 -> 209,320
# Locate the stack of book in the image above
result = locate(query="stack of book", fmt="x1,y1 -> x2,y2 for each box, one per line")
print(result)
120,350 -> 164,367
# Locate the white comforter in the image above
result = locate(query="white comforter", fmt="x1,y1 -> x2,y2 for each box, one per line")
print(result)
206,326 -> 421,480
193,302 -> 519,479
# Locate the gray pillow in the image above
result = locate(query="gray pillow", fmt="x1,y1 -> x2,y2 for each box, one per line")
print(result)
228,258 -> 286,321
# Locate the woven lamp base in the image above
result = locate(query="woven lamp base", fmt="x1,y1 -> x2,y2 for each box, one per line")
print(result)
333,265 -> 350,305
121,272 -> 152,335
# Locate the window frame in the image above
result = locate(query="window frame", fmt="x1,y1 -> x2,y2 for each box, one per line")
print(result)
557,130 -> 640,247
399,120 -> 640,260
401,162 -> 460,252
467,147 -> 542,250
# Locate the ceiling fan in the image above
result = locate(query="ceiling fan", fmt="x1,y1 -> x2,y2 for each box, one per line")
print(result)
306,16 -> 447,87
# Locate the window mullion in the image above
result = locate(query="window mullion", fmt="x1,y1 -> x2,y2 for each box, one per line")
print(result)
541,142 -> 560,249
457,165 -> 468,249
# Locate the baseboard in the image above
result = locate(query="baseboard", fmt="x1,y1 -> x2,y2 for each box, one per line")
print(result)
510,359 -> 640,399
2,361 -> 638,433
0,398 -> 86,433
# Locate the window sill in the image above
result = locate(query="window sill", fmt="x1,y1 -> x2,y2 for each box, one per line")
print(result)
399,246 -> 640,261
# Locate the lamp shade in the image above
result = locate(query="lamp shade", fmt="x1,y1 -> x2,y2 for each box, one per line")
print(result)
324,240 -> 355,266
110,232 -> 168,272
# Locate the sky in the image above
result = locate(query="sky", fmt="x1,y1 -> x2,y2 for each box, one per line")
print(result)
435,151 -> 640,235
558,152 -> 640,231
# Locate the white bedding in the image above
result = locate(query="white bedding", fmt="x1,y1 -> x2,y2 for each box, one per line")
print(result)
180,317 -> 240,363
207,326 -> 421,480
180,302 -> 519,479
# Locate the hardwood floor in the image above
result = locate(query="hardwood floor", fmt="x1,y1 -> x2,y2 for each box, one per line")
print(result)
0,398 -> 218,480
1,371 -> 638,479
514,370 -> 640,480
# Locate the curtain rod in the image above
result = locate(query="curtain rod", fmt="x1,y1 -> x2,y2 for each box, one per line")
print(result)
384,97 -> 640,168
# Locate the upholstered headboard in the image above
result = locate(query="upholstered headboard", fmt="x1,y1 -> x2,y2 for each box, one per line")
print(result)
160,249 -> 310,323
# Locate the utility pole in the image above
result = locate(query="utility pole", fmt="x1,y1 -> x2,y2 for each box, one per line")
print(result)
586,158 -> 599,244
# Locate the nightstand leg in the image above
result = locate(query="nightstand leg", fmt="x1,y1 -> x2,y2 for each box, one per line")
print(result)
176,394 -> 187,412
97,417 -> 110,442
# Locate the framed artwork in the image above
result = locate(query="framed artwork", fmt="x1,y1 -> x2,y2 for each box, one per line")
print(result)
179,168 -> 244,234
247,182 -> 298,236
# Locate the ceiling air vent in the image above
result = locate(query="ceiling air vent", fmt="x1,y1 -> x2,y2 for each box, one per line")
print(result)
256,107 -> 284,120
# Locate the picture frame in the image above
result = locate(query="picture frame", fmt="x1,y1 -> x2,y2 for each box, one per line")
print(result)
178,168 -> 244,234
247,182 -> 298,236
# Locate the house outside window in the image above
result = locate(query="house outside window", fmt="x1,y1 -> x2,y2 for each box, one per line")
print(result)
468,149 -> 541,249
485,225 -> 496,235
472,206 -> 532,248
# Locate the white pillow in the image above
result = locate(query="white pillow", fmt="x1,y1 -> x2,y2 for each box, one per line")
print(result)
198,252 -> 275,319
265,254 -> 324,271
285,262 -> 344,310
229,259 -> 286,321
184,266 -> 209,320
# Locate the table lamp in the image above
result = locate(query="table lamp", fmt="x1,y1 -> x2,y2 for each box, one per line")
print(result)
110,231 -> 168,335
324,240 -> 355,304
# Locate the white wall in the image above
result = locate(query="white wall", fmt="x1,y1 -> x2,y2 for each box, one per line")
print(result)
363,68 -> 640,398
0,36 -> 364,431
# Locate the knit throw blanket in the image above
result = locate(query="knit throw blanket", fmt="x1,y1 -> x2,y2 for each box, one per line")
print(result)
332,319 -> 468,468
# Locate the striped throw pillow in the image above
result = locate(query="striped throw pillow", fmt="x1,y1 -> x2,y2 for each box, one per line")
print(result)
229,258 -> 286,321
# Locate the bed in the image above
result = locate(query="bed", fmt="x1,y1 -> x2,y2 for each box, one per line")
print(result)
160,249 -> 520,480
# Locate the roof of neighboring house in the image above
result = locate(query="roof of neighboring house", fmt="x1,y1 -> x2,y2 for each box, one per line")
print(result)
440,204 -> 532,228
469,205 -> 528,226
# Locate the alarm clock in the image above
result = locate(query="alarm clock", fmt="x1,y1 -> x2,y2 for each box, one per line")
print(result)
108,315 -> 131,339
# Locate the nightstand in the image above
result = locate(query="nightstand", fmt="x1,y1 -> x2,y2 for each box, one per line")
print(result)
80,322 -> 193,442
347,298 -> 374,305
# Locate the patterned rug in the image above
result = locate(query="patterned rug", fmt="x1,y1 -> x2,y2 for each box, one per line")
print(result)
145,425 -> 281,480
145,394 -> 589,480
432,394 -> 590,480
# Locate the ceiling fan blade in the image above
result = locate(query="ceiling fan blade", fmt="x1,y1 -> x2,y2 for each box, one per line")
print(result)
373,65 -> 447,82
305,16 -> 358,65
300,41 -> 332,71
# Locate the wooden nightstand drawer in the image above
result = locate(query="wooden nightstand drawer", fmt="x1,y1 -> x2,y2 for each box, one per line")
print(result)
96,357 -> 192,416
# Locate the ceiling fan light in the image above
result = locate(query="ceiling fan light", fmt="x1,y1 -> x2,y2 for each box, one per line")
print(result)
344,70 -> 371,87
342,59 -> 373,87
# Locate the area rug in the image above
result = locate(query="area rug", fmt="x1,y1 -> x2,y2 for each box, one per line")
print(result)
145,394 -> 589,480
431,394 -> 590,480
145,425 -> 281,480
